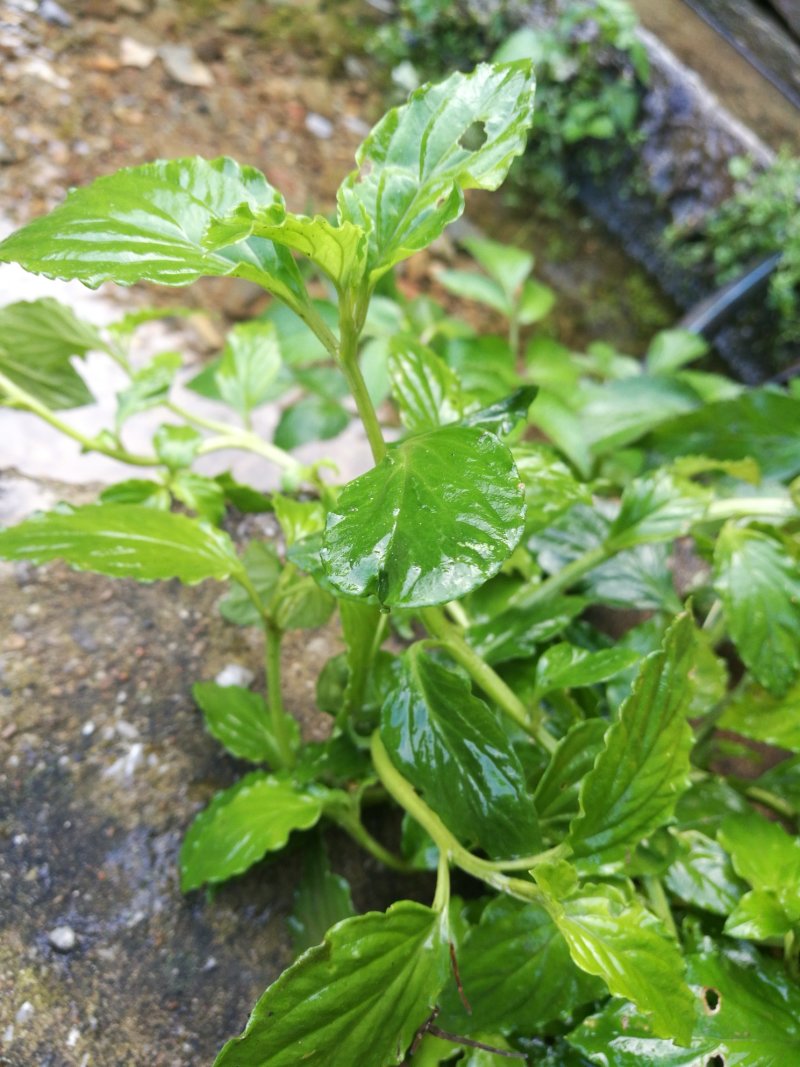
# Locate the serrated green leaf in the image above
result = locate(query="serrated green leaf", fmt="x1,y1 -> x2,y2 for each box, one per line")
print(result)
0,503 -> 243,584
0,297 -> 101,409
288,837 -> 355,957
170,471 -> 226,525
535,865 -> 694,1044
219,541 -> 282,626
192,681 -> 299,766
115,351 -> 182,428
645,329 -> 708,375
718,811 -> 800,936
180,772 -> 325,890
436,268 -> 512,316
438,896 -> 603,1034
569,946 -> 800,1065
534,644 -> 639,696
215,320 -> 281,419
272,494 -> 326,547
568,614 -> 696,868
663,830 -> 745,916
321,425 -> 525,608
515,445 -> 592,534
717,676 -> 800,753
461,386 -> 537,437
0,157 -> 311,312
272,569 -> 335,632
338,62 -> 536,280
153,424 -> 202,470
467,595 -> 587,665
388,338 -> 466,432
714,525 -> 800,697
274,395 -> 349,450
607,471 -> 708,550
649,388 -> 800,480
461,235 -> 533,298
534,719 -> 609,829
381,649 -> 541,858
213,901 -> 449,1067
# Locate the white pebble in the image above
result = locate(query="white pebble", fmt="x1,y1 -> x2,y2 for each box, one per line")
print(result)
15,1002 -> 34,1025
48,925 -> 77,952
214,664 -> 254,688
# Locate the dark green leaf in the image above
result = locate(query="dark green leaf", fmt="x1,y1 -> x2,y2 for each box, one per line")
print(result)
438,896 -> 603,1034
115,351 -> 181,427
714,525 -> 800,697
180,772 -> 325,890
288,837 -> 355,957
534,719 -> 609,829
339,62 -> 536,279
648,388 -> 800,480
569,946 -> 800,1065
388,338 -> 466,432
663,830 -> 745,916
461,386 -> 538,437
0,297 -> 100,409
213,901 -> 449,1067
0,503 -> 243,584
757,756 -> 800,815
568,614 -> 696,868
0,157 -> 311,312
535,864 -> 694,1044
534,644 -> 639,696
192,681 -> 299,766
381,649 -> 541,858
719,811 -> 800,937
321,425 -> 525,608
274,395 -> 348,450
215,320 -> 281,419
467,596 -> 587,665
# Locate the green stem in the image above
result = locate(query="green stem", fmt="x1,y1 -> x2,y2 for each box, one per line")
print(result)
332,809 -> 414,873
643,876 -> 679,941
742,785 -> 797,822
338,295 -> 386,464
515,544 -> 614,613
433,849 -> 451,913
265,622 -> 295,769
705,498 -> 797,522
371,732 -> 541,903
421,607 -> 557,754
0,370 -> 160,467
197,431 -> 305,477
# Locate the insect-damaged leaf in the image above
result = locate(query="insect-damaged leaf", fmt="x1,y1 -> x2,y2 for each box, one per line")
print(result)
321,425 -> 525,608
338,62 -> 536,281
213,901 -> 449,1067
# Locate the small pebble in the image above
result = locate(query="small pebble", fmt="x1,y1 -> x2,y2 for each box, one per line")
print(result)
48,925 -> 77,952
39,0 -> 72,26
215,663 -> 254,688
305,112 -> 333,140
15,1001 -> 34,1025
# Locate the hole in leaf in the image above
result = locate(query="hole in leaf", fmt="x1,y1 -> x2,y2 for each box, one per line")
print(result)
703,987 -> 721,1014
706,1056 -> 725,1067
458,120 -> 487,150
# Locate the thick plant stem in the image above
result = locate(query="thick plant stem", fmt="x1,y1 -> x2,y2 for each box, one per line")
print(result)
421,607 -> 558,755
265,622 -> 295,769
0,370 -> 159,467
371,732 -> 541,904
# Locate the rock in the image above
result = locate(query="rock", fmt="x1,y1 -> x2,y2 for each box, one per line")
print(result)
15,1002 -> 35,1025
119,37 -> 156,69
48,925 -> 77,952
159,44 -> 214,88
215,663 -> 255,688
305,112 -> 333,139
38,0 -> 72,26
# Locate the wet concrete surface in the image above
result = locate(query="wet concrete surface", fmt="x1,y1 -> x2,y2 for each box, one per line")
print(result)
0,486 -> 429,1065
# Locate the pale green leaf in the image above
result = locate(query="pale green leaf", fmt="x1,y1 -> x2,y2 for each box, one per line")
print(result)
215,320 -> 281,418
0,503 -> 243,584
388,337 -> 466,431
180,772 -> 325,890
193,681 -> 299,766
115,351 -> 181,427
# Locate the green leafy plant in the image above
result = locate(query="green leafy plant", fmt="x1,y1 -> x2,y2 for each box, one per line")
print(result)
670,150 -> 800,344
2,62 -> 800,1066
